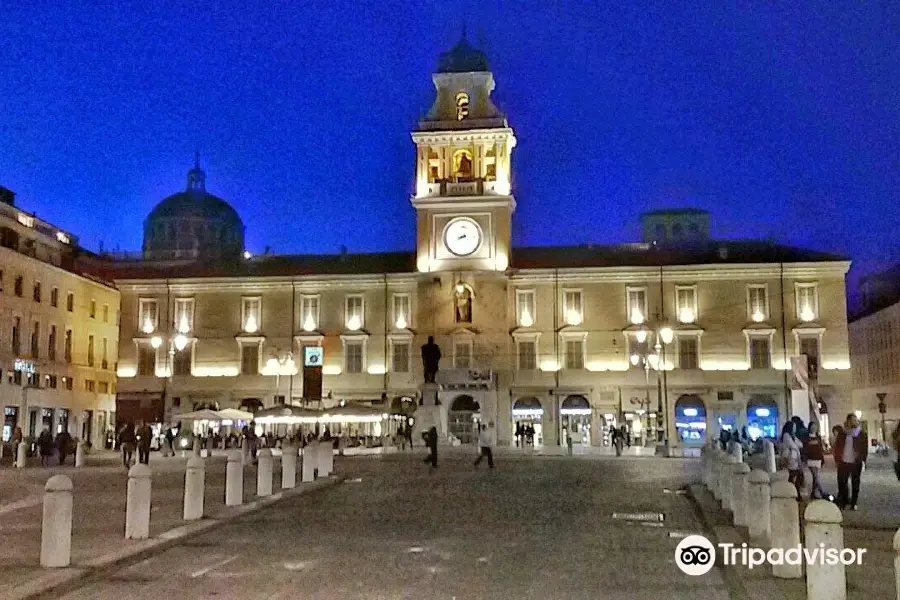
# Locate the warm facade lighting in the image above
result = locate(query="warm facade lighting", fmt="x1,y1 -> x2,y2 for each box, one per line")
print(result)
150,336 -> 162,349
395,315 -> 408,329
174,334 -> 188,351
630,309 -> 644,325
565,309 -> 582,326
244,314 -> 258,333
178,314 -> 190,334
346,315 -> 361,331
679,308 -> 695,324
752,310 -> 765,323
243,250 -> 252,260
17,213 -> 34,228
302,314 -> 316,332
659,326 -> 674,345
519,308 -> 533,328
647,353 -> 660,369
800,305 -> 815,322
142,317 -> 155,334
367,365 -> 387,375
630,354 -> 640,366
635,328 -> 648,344
323,365 -> 342,375
56,231 -> 70,244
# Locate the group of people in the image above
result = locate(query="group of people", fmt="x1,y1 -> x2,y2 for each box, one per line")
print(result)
115,422 -> 154,468
34,427 -> 73,467
778,413 -> 867,510
610,425 -> 632,456
419,422 -> 496,471
514,423 -> 536,447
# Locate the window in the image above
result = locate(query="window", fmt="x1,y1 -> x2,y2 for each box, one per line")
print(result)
89,299 -> 96,319
796,283 -> 819,322
50,287 -> 58,307
678,337 -> 699,370
564,339 -> 585,370
30,322 -> 39,358
799,336 -> 820,370
101,337 -> 108,369
27,372 -> 39,387
675,286 -> 697,324
137,345 -> 156,376
138,298 -> 158,333
392,294 -> 410,329
87,335 -> 95,367
98,381 -> 109,394
66,292 -> 74,312
48,326 -> 56,361
563,290 -> 583,326
240,343 -> 260,375
64,329 -> 72,363
516,290 -> 536,327
48,375 -> 57,389
748,285 -> 768,322
300,295 -> 319,331
517,340 -> 537,371
12,370 -> 22,385
749,337 -> 771,369
344,340 -> 364,373
174,298 -> 194,333
102,304 -> 109,323
453,341 -> 473,369
64,377 -> 73,391
242,297 -> 261,333
391,341 -> 411,373
627,287 -> 647,325
345,295 -> 364,330
14,276 -> 23,297
33,282 -> 41,303
173,344 -> 192,376
11,317 -> 20,354
85,380 -> 95,392
627,337 -> 649,367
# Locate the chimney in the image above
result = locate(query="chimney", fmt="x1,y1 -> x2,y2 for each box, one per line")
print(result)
0,186 -> 15,206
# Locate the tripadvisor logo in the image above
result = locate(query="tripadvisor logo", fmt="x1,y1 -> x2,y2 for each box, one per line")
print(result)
675,535 -> 867,576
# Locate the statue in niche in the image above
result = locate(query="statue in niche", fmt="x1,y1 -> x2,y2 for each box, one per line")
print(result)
455,285 -> 473,323
421,336 -> 442,384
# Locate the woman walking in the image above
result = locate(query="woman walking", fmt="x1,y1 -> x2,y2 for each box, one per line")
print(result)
804,421 -> 828,499
422,426 -> 438,470
780,421 -> 803,499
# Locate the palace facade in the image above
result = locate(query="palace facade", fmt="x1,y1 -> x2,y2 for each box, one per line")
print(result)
106,36 -> 852,448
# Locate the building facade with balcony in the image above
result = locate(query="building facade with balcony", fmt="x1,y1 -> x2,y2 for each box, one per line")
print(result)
0,186 -> 120,448
106,35 -> 852,448
849,264 -> 900,444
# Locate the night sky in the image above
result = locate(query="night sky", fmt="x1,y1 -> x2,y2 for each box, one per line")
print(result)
1,2 -> 898,286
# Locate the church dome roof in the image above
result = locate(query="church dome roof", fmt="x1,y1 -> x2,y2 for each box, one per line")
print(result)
148,189 -> 242,223
437,35 -> 489,73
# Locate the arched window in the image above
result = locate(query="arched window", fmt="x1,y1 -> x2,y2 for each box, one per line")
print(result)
456,91 -> 469,121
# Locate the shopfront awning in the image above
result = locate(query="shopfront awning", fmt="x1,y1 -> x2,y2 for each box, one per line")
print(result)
253,405 -> 322,425
320,404 -> 390,424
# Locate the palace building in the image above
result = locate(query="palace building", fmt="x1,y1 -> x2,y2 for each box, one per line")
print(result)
105,36 -> 852,449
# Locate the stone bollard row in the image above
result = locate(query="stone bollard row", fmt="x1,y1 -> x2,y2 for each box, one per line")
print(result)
302,442 -> 317,482
805,500 -> 846,600
747,469 -> 771,547
41,475 -> 73,567
732,462 -> 751,528
16,441 -> 27,469
125,464 -> 152,539
282,445 -> 297,489
770,480 -> 802,579
226,449 -> 243,506
257,449 -> 273,497
75,441 -> 85,468
712,448 -> 724,501
723,455 -> 737,513
183,457 -> 205,520
763,439 -> 777,474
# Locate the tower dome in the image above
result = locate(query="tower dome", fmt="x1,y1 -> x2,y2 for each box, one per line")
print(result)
143,155 -> 245,261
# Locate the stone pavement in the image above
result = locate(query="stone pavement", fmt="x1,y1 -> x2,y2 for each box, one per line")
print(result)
32,451 -> 735,600
0,453 -> 340,600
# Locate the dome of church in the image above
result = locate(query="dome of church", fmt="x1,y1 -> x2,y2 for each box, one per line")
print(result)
437,34 -> 489,73
142,156 -> 245,261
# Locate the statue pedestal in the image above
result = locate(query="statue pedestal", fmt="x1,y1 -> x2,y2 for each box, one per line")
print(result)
414,383 -> 448,445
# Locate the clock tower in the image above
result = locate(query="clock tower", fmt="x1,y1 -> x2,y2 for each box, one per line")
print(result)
411,34 -> 517,273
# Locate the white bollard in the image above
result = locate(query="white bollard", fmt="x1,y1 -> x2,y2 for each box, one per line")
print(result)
770,480 -> 802,579
772,470 -> 790,483
733,462 -> 751,528
317,441 -> 330,476
257,448 -> 273,497
226,449 -> 243,506
183,457 -> 205,521
241,439 -> 250,465
16,441 -> 27,468
712,449 -> 724,501
764,439 -> 777,474
282,446 -> 297,489
730,441 -> 743,463
805,500 -> 847,600
302,443 -> 317,482
192,437 -> 201,458
722,455 -> 737,512
893,528 -> 900,599
747,469 -> 772,547
325,441 -> 334,475
125,464 -> 152,539
74,441 -> 85,467
40,475 -> 73,568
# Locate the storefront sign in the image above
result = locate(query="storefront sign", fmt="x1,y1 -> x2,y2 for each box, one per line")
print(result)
304,346 -> 323,367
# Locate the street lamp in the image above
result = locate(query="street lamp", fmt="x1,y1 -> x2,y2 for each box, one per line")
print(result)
269,350 -> 294,404
630,322 -> 674,454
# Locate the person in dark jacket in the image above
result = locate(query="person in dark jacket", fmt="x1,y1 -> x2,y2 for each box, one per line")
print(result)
55,429 -> 72,466
833,413 -> 868,510
422,426 -> 438,470
803,420 -> 828,499
37,428 -> 55,467
137,422 -> 152,464
118,422 -> 136,469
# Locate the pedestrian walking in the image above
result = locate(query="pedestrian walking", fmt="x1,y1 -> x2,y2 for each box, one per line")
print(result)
118,422 -> 136,468
137,422 -> 152,464
780,420 -> 803,499
55,429 -> 72,466
422,426 -> 438,470
612,426 -> 624,457
37,428 -> 54,467
473,423 -> 494,469
834,413 -> 867,510
803,420 -> 828,499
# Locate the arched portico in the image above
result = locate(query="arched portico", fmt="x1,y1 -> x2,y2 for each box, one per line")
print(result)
674,395 -> 706,445
560,395 -> 592,446
449,394 -> 480,444
512,397 -> 543,447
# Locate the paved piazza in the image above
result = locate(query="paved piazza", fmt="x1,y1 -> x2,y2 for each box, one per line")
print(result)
47,452 -> 730,600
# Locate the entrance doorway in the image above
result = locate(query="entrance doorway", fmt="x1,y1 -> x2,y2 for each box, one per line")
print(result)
449,395 -> 480,445
674,395 -> 707,445
561,395 -> 591,445
746,395 -> 778,440
512,397 -> 543,447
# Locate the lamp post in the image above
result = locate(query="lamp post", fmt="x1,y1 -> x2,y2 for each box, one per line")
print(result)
630,322 -> 674,455
268,350 -> 294,404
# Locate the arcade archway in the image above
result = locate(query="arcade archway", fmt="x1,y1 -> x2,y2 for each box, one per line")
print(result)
674,395 -> 707,445
561,395 -> 592,446
512,397 -> 543,447
746,395 -> 778,440
449,394 -> 480,444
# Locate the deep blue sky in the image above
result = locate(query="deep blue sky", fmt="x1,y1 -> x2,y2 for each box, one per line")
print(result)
1,2 -> 898,285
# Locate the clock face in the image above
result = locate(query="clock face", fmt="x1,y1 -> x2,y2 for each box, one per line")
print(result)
443,218 -> 482,256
